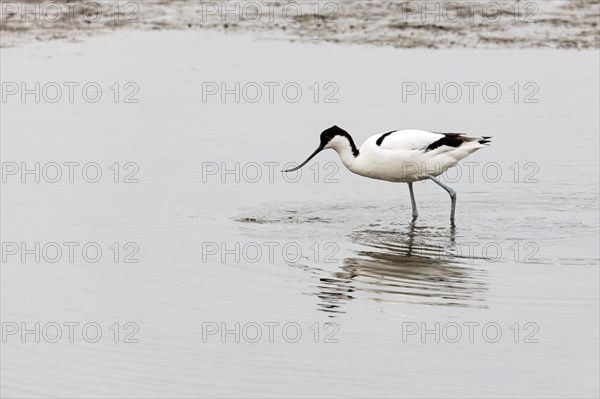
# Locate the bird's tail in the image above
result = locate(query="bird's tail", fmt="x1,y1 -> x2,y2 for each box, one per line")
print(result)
479,136 -> 492,145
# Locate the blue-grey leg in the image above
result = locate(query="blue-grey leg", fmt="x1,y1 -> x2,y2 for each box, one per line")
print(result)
407,182 -> 418,220
425,174 -> 457,222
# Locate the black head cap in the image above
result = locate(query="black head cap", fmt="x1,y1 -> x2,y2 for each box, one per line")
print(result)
282,125 -> 358,173
320,125 -> 349,146
318,125 -> 359,157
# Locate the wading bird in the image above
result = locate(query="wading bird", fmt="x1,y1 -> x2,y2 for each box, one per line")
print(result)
283,126 -> 491,223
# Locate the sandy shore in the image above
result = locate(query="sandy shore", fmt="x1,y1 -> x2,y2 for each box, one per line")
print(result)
1,0 -> 599,48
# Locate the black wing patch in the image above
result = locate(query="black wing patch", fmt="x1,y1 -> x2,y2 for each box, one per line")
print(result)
426,133 -> 470,152
376,130 -> 397,146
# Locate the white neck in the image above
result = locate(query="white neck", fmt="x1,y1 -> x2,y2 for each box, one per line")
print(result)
325,135 -> 360,172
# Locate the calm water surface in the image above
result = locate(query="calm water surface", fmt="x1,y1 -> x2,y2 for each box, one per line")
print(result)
1,31 -> 598,398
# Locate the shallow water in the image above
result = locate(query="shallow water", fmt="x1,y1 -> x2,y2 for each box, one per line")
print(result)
1,30 -> 599,398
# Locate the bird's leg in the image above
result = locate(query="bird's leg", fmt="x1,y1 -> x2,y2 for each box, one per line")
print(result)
407,182 -> 418,220
425,174 -> 457,223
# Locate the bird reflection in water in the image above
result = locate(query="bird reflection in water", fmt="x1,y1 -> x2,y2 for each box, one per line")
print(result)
316,223 -> 489,316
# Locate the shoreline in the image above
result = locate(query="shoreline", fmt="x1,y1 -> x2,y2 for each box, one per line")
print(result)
1,0 -> 599,49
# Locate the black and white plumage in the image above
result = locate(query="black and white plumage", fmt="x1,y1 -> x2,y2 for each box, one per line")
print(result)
284,125 -> 492,223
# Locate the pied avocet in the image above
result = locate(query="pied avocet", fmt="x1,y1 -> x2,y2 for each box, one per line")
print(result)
283,125 -> 491,223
